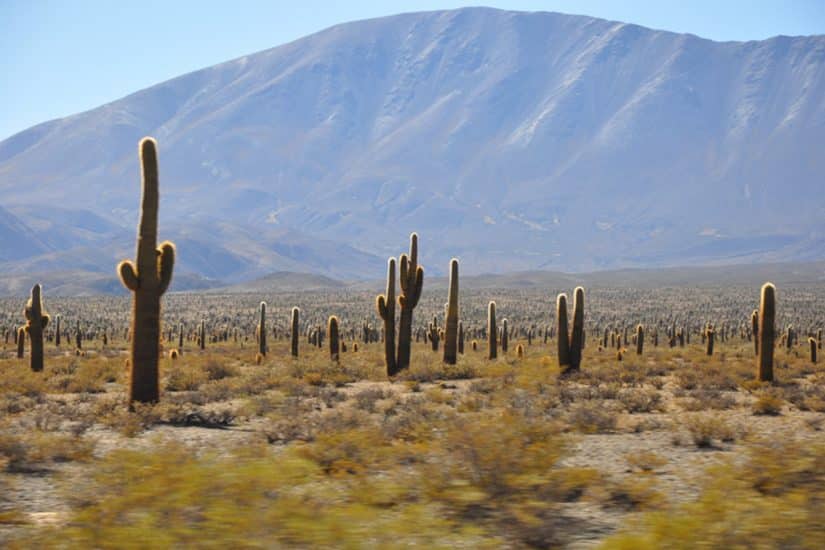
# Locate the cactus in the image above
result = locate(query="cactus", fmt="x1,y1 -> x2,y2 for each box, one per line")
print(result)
558,287 -> 585,373
117,137 -> 176,405
55,315 -> 61,347
257,301 -> 267,357
636,324 -> 644,355
396,233 -> 424,374
16,327 -> 25,359
458,321 -> 464,354
291,307 -> 300,357
809,337 -> 817,364
705,324 -> 715,356
376,258 -> 397,374
443,259 -> 459,365
329,316 -> 340,361
428,316 -> 440,351
757,283 -> 775,382
751,310 -> 759,355
488,301 -> 497,359
556,294 -> 570,368
501,319 -> 509,353
23,284 -> 50,372
75,320 -> 82,350
178,322 -> 184,355
516,343 -> 524,358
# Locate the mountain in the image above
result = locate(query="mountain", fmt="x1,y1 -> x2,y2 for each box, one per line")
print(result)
1,7 -> 824,284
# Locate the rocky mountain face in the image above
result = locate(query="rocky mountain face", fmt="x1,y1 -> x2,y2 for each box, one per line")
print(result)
1,7 -> 824,294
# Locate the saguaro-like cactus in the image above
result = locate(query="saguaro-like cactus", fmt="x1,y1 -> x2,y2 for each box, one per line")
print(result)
751,310 -> 759,355
257,302 -> 267,357
55,314 -> 61,347
443,259 -> 459,365
557,294 -> 570,368
178,322 -> 184,355
488,301 -> 497,360
809,337 -> 817,364
329,316 -> 340,361
396,233 -> 424,374
199,320 -> 206,350
458,321 -> 465,355
501,319 -> 509,353
757,283 -> 775,382
557,287 -> 585,373
706,324 -> 715,356
290,307 -> 300,357
636,324 -> 644,355
24,284 -> 50,372
75,320 -> 82,350
117,137 -> 176,405
376,258 -> 397,374
17,327 -> 25,359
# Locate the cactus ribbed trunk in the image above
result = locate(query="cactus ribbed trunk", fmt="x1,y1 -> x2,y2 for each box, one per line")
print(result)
557,294 -> 570,368
17,327 -> 25,359
24,284 -> 50,372
291,307 -> 300,357
443,259 -> 459,365
396,233 -> 423,374
488,301 -> 497,360
376,258 -> 397,375
329,316 -> 340,361
636,324 -> 644,355
117,138 -> 175,405
258,302 -> 267,357
757,283 -> 775,382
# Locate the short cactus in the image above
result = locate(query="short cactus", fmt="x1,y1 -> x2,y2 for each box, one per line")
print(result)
488,301 -> 497,359
636,324 -> 644,355
291,307 -> 300,357
329,315 -> 340,361
117,137 -> 176,405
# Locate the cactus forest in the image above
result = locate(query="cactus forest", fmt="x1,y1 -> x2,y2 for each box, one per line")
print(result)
0,137 -> 822,547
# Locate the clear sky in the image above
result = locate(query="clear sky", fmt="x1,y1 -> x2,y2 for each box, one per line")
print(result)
2,0 -> 824,141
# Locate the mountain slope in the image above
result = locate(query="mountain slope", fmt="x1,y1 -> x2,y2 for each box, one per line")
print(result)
1,7 -> 824,277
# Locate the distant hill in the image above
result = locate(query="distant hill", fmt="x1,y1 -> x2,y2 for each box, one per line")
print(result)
1,7 -> 824,280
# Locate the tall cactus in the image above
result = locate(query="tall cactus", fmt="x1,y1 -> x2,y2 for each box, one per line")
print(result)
501,319 -> 509,353
458,321 -> 465,355
376,258 -> 397,374
117,137 -> 176,405
558,287 -> 585,373
329,315 -> 340,362
488,301 -> 497,360
55,314 -> 61,347
178,322 -> 184,355
23,284 -> 50,372
291,307 -> 300,357
705,324 -> 715,356
443,258 -> 459,365
757,283 -> 775,382
396,233 -> 424,374
199,320 -> 206,350
257,301 -> 267,357
809,337 -> 817,364
556,294 -> 570,368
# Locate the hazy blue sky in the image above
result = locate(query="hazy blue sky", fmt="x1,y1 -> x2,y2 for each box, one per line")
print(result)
2,0 -> 824,141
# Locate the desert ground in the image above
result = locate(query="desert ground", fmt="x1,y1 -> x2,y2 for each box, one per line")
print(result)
1,285 -> 824,548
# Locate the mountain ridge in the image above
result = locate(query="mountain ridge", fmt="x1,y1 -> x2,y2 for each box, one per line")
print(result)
1,7 -> 824,280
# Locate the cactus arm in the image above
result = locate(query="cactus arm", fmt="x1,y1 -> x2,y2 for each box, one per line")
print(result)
157,241 -> 175,294
377,295 -> 389,319
118,260 -> 140,291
